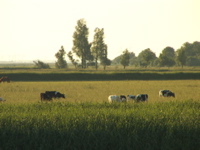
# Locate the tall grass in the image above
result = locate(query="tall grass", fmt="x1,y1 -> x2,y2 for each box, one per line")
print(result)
0,100 -> 199,150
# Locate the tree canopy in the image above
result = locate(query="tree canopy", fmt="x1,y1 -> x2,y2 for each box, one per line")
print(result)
120,49 -> 130,69
137,48 -> 156,67
72,19 -> 91,68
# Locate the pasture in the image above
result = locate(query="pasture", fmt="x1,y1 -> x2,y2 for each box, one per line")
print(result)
0,80 -> 200,103
0,80 -> 200,149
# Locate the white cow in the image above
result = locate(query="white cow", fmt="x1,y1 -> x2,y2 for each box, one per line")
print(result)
0,97 -> 6,102
108,95 -> 126,103
127,95 -> 136,102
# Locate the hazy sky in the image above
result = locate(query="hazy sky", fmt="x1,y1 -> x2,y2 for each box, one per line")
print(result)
1,0 -> 200,62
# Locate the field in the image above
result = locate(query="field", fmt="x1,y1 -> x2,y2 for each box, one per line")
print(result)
0,80 -> 200,103
0,71 -> 200,149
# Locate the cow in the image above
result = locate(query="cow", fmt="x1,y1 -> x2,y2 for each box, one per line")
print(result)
159,90 -> 175,98
0,97 -> 6,102
135,94 -> 148,102
45,91 -> 65,99
127,95 -> 136,102
108,95 -> 126,103
40,93 -> 52,101
0,76 -> 10,83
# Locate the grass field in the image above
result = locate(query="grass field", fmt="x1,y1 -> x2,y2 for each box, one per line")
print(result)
0,80 -> 200,103
0,79 -> 200,149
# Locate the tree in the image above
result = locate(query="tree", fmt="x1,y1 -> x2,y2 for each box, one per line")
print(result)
112,55 -> 121,65
158,47 -> 176,67
137,48 -> 156,67
72,19 -> 91,68
91,28 -> 108,70
176,41 -> 200,66
33,60 -> 50,69
55,46 -> 67,69
176,48 -> 187,68
67,51 -> 78,68
129,52 -> 137,66
120,49 -> 130,69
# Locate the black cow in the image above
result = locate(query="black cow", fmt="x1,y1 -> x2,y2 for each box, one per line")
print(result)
166,91 -> 175,97
45,91 -> 65,99
135,94 -> 148,102
40,93 -> 52,101
159,90 -> 175,98
120,95 -> 127,102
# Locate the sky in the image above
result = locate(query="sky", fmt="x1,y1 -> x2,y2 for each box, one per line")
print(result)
0,0 -> 200,62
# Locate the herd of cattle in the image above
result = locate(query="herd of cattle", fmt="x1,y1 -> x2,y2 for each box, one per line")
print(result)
108,90 -> 175,103
0,90 -> 175,102
0,76 -> 175,102
39,89 -> 175,103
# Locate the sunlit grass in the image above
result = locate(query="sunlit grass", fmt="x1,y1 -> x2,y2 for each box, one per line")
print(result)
0,80 -> 199,103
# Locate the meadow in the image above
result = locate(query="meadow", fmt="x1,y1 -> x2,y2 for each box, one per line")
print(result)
0,79 -> 200,149
0,80 -> 200,103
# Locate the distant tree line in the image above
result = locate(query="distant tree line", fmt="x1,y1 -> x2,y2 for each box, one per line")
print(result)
34,18 -> 200,69
113,41 -> 200,69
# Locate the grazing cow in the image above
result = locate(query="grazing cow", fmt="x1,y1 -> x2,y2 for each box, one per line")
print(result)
40,93 -> 52,101
159,90 -> 175,98
0,97 -> 6,102
45,91 -> 65,99
0,76 -> 10,83
108,95 -> 126,103
135,94 -> 148,102
120,95 -> 127,102
127,95 -> 136,102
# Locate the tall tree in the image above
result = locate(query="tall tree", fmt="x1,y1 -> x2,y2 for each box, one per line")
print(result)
72,19 -> 91,68
158,47 -> 176,67
91,28 -> 108,70
55,46 -> 67,68
138,48 -> 156,67
120,49 -> 130,69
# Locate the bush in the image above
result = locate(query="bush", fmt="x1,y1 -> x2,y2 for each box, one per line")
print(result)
33,60 -> 50,69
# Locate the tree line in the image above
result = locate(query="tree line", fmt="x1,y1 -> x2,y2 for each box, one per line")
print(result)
115,41 -> 200,69
34,18 -> 200,69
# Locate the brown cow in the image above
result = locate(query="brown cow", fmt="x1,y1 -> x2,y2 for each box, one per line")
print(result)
0,76 -> 10,83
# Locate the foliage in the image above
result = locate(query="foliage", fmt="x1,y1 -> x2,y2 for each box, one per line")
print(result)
33,60 -> 50,69
100,56 -> 111,70
67,51 -> 78,68
176,48 -> 187,68
158,47 -> 176,67
0,100 -> 199,149
177,41 -> 200,67
72,19 -> 91,68
129,52 -> 137,66
91,28 -> 106,69
186,56 -> 200,66
137,48 -> 157,67
120,49 -> 130,69
55,46 -> 67,69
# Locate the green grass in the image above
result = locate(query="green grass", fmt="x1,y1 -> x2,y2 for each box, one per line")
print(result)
0,76 -> 199,149
0,100 -> 199,150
